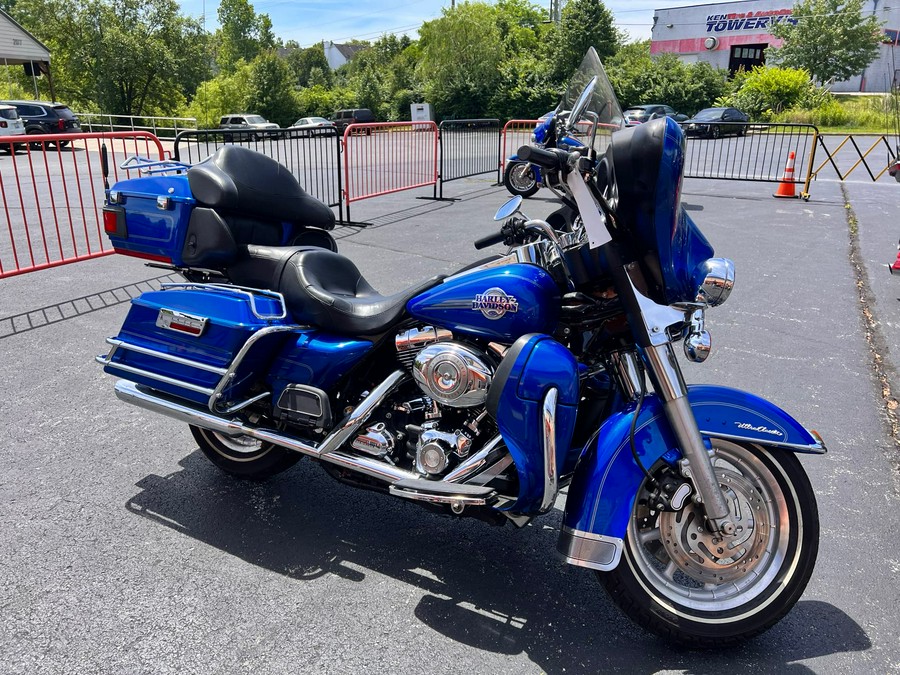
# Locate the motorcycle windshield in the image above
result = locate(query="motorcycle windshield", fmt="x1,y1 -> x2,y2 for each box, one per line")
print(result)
563,49 -> 714,303
557,47 -> 624,155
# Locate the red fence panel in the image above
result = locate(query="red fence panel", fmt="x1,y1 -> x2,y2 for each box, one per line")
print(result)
0,131 -> 164,279
342,122 -> 438,220
500,120 -> 540,173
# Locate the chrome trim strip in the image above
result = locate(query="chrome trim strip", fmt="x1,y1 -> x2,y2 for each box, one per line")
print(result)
557,526 -> 623,571
100,359 -> 216,395
104,338 -> 228,375
388,486 -> 492,506
160,283 -> 288,320
699,430 -> 827,455
319,371 -> 408,455
208,325 -> 307,411
540,387 -> 559,513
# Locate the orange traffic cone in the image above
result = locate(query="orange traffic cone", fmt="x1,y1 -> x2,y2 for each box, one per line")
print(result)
773,151 -> 797,198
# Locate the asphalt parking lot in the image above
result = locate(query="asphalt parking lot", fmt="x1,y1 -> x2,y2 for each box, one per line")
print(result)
2,167 -> 900,673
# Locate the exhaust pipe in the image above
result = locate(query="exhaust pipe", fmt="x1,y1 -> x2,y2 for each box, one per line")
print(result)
114,377 -> 420,484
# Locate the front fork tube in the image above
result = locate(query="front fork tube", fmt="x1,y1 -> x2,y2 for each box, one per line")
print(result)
643,343 -> 734,533
609,253 -> 734,534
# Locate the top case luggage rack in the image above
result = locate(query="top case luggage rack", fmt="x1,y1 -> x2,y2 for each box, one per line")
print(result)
120,155 -> 192,175
160,283 -> 288,321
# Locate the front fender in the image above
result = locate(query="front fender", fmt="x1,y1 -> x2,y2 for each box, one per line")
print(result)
557,384 -> 825,571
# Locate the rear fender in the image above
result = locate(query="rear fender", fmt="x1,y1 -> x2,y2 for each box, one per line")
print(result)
558,384 -> 825,572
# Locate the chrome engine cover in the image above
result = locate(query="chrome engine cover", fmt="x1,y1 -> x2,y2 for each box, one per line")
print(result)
412,342 -> 493,408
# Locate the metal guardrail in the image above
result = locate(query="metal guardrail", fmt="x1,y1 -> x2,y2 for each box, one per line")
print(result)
437,119 -> 501,198
681,122 -> 818,198
0,132 -> 165,279
173,128 -> 344,220
76,113 -> 197,140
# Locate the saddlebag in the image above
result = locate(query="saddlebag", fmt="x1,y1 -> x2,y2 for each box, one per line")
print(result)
98,285 -> 292,407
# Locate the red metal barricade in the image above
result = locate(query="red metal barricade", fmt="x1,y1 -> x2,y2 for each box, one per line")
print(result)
342,122 -> 438,221
0,131 -> 164,279
500,119 -> 540,172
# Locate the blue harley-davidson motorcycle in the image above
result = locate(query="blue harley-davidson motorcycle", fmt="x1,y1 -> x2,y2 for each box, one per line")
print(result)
97,49 -> 823,645
503,111 -> 585,198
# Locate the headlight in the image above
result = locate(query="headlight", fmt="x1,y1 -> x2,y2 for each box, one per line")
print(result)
696,258 -> 735,306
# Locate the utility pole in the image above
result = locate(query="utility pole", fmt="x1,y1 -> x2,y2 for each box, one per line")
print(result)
549,0 -> 562,23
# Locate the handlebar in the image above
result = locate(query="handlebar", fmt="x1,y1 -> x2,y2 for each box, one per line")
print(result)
474,230 -> 509,250
517,145 -> 569,172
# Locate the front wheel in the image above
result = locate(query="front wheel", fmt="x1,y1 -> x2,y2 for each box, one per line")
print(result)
190,425 -> 301,480
599,440 -> 819,647
504,161 -> 539,198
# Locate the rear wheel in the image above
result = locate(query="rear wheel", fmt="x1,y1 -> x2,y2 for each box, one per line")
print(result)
190,425 -> 301,480
599,440 -> 819,647
504,161 -> 539,198
26,128 -> 44,151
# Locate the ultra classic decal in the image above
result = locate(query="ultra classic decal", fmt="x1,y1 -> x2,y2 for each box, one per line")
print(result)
472,287 -> 519,320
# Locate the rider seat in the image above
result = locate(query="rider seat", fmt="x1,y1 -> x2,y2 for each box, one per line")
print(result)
226,246 -> 444,335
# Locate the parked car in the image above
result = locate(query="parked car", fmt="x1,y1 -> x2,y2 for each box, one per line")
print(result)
331,108 -> 375,133
218,114 -> 280,141
290,116 -> 336,137
0,100 -> 81,148
0,104 -> 26,152
684,107 -> 750,138
623,104 -> 688,126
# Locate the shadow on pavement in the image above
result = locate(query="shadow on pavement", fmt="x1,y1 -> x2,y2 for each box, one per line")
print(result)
126,451 -> 871,672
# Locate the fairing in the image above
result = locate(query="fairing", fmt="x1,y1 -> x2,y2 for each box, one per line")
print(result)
487,334 -> 579,514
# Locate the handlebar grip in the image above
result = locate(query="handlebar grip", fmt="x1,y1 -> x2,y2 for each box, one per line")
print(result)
518,145 -> 566,171
474,231 -> 507,250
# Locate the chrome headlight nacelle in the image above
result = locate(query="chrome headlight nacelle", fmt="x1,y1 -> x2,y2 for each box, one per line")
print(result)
696,258 -> 735,307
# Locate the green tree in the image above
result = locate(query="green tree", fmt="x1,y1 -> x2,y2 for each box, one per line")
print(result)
419,2 -> 504,118
216,0 -> 269,72
245,51 -> 297,127
286,44 -> 332,88
487,53 -> 559,120
551,0 -> 621,82
186,61 -> 253,127
606,42 -> 726,113
769,0 -> 882,84
12,0 -> 207,114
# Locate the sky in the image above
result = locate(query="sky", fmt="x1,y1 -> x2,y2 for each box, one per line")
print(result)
176,0 -> 728,49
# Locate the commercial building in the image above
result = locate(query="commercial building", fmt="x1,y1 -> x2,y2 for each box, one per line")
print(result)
651,0 -> 900,92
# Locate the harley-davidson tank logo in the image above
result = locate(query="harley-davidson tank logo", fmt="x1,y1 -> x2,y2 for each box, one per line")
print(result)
472,287 -> 519,320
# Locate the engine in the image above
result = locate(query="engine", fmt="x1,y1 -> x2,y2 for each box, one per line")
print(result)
349,326 -> 498,479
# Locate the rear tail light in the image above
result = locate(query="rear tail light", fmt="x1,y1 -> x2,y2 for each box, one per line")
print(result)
58,119 -> 65,130
103,205 -> 127,237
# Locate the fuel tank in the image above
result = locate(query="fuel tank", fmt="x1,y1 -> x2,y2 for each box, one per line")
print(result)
406,264 -> 560,342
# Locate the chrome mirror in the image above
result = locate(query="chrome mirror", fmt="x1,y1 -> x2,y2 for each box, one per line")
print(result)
494,196 -> 523,221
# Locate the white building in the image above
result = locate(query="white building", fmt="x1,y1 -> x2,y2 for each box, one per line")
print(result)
651,0 -> 900,92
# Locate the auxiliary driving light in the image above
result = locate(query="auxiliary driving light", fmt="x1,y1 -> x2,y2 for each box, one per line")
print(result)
696,258 -> 735,306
